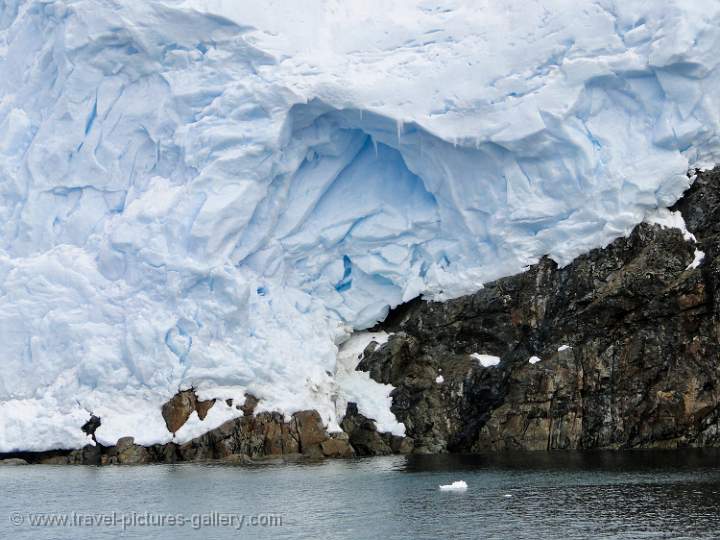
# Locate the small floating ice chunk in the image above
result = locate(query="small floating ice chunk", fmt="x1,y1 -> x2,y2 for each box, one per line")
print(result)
557,345 -> 571,352
439,480 -> 468,491
528,356 -> 542,364
435,375 -> 444,384
471,353 -> 500,367
687,249 -> 705,270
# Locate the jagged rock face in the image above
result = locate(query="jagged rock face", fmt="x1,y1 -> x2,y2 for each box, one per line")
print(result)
161,390 -> 216,434
176,409 -> 359,461
362,169 -> 720,452
340,403 -> 412,456
20,409 -> 363,465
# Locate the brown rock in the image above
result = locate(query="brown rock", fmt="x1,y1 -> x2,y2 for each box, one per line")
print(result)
116,437 -> 150,464
160,389 -> 217,434
40,455 -> 71,465
240,394 -> 259,416
196,398 -> 215,420
116,436 -> 135,450
177,441 -> 212,462
390,436 -> 414,454
161,390 -> 198,434
0,458 -> 28,465
320,437 -> 354,458
293,410 -> 329,456
150,443 -> 178,464
221,454 -> 254,464
263,417 -> 285,456
281,419 -> 300,454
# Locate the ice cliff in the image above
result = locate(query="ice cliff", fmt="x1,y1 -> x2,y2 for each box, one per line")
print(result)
1,0 -> 719,451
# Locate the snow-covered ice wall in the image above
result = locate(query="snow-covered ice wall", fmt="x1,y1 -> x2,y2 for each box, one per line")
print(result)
1,0 -> 720,451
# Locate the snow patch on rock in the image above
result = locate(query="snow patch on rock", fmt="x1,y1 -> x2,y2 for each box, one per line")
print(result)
645,208 -> 697,242
472,354 -> 501,368
688,250 -> 706,270
334,332 -> 405,436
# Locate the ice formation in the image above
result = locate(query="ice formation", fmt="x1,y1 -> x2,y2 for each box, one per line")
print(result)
439,481 -> 468,491
472,354 -> 501,368
1,0 -> 720,451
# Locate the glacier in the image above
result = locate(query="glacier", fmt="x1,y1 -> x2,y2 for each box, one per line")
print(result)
1,0 -> 720,451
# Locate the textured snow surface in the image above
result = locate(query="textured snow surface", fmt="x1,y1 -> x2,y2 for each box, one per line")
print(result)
1,0 -> 720,451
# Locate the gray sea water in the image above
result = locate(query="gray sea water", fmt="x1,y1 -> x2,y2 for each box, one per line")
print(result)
2,450 -> 720,539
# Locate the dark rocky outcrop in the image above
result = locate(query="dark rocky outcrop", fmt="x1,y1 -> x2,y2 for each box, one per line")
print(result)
81,415 -> 101,441
4,405 -> 392,464
360,168 -> 720,452
340,403 -> 413,456
172,408 -> 358,461
341,403 -> 393,456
